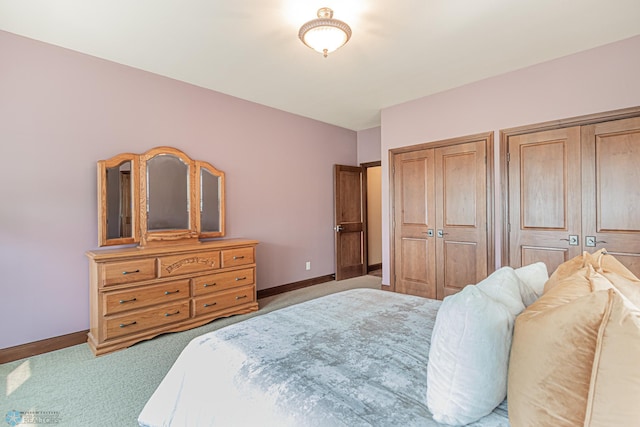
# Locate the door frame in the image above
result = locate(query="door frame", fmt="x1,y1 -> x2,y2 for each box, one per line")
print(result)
500,106 -> 640,267
389,132 -> 495,292
361,161 -> 382,273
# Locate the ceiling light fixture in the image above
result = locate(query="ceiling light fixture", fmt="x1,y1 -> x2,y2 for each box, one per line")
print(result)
298,7 -> 352,58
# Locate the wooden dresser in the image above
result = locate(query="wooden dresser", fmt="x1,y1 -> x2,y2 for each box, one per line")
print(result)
86,239 -> 258,355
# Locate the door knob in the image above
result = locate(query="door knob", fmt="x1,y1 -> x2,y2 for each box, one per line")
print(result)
437,229 -> 448,238
560,235 -> 579,246
585,236 -> 607,247
335,225 -> 344,232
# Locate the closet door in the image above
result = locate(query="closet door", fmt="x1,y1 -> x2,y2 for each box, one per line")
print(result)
435,140 -> 488,298
392,134 -> 492,299
393,149 -> 437,298
582,117 -> 640,277
508,127 -> 582,273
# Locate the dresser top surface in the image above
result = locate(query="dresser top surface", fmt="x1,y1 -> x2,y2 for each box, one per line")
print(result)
86,238 -> 258,261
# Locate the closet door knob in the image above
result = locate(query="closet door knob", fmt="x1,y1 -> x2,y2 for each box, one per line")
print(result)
560,235 -> 579,246
585,236 -> 606,247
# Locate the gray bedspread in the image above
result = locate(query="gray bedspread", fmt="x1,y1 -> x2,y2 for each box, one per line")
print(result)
138,288 -> 509,426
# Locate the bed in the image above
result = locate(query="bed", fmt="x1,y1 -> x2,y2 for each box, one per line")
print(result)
138,288 -> 509,426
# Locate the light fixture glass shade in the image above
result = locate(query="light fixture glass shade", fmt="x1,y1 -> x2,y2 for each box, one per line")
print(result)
298,8 -> 352,57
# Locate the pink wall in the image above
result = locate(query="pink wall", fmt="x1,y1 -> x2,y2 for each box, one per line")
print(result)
357,126 -> 381,164
380,35 -> 640,285
0,31 -> 357,349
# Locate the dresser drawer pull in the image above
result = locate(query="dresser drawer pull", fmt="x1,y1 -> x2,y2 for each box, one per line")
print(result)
204,302 -> 217,308
236,295 -> 248,300
203,283 -> 217,288
122,269 -> 140,275
164,290 -> 180,295
164,310 -> 181,317
233,255 -> 245,260
119,297 -> 138,304
235,276 -> 247,281
120,321 -> 137,328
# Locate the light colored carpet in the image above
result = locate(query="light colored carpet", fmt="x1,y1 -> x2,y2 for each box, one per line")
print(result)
0,276 -> 382,426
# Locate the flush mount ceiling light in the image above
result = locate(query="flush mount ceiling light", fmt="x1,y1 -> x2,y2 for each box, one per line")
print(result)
298,7 -> 352,58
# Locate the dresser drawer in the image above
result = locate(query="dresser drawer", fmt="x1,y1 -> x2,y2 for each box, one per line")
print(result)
221,247 -> 254,268
192,267 -> 255,296
192,285 -> 255,317
158,251 -> 220,278
101,259 -> 156,287
104,301 -> 190,341
103,279 -> 190,315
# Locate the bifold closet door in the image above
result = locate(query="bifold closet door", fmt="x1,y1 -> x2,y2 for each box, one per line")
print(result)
507,126 -> 582,273
582,117 -> 640,277
435,140 -> 488,298
393,149 -> 437,298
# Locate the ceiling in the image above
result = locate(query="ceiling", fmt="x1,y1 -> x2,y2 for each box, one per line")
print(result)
1,1 -> 639,131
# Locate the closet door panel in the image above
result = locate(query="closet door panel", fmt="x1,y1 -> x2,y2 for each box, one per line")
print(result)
596,128 -> 640,232
521,246 -> 568,275
442,241 -> 478,297
583,117 -> 640,277
393,150 -> 437,297
521,142 -> 566,229
442,151 -> 477,227
400,238 -> 435,298
508,127 -> 582,269
436,141 -> 487,298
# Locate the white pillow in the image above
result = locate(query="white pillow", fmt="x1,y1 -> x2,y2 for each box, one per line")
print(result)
514,262 -> 549,306
475,267 -> 526,316
426,285 -> 514,425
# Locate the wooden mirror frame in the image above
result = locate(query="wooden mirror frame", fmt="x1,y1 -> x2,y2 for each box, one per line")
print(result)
196,160 -> 226,240
97,147 -> 226,247
97,153 -> 140,246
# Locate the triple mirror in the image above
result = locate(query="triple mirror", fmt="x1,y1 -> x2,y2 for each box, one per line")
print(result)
97,147 -> 225,247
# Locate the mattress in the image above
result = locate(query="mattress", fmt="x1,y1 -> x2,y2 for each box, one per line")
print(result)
138,288 -> 509,426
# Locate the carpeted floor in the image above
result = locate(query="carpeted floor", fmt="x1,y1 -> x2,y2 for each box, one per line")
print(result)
0,276 -> 382,426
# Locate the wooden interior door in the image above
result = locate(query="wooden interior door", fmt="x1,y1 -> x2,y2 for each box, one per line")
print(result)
507,127 -> 582,273
334,165 -> 366,281
582,117 -> 640,277
435,141 -> 488,298
393,149 -> 437,298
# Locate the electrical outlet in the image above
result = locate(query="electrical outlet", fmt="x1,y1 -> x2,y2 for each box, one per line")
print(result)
305,261 -> 311,271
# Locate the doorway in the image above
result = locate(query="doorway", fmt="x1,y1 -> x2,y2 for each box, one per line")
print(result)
363,162 -> 382,277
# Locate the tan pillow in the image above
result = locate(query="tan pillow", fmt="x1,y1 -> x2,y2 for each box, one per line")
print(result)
585,290 -> 640,426
510,256 -> 640,427
543,251 -> 593,293
599,269 -> 640,307
534,264 -> 607,309
588,253 -> 640,426
591,249 -> 637,281
508,285 -> 611,427
590,250 -> 640,305
542,249 -> 615,293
